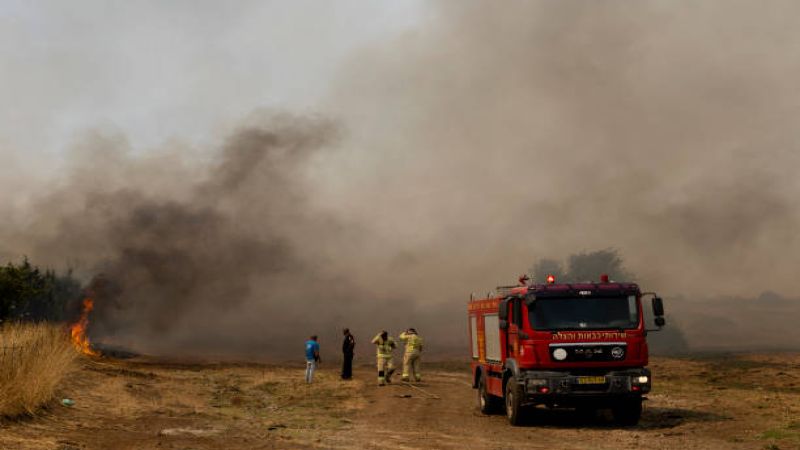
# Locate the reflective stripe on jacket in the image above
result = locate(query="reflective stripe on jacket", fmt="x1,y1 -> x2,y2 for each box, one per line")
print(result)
399,332 -> 423,353
371,334 -> 396,357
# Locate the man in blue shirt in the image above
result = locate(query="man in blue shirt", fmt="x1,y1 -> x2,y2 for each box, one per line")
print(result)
305,335 -> 320,384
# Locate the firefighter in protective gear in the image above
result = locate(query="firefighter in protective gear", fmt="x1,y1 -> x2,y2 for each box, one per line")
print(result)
399,328 -> 423,382
371,331 -> 396,386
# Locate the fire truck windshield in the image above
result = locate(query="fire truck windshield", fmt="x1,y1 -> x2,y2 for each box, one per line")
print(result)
528,295 -> 639,331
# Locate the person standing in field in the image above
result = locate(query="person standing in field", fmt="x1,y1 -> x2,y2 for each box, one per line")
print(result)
371,330 -> 396,386
305,335 -> 320,384
399,328 -> 424,382
341,328 -> 355,380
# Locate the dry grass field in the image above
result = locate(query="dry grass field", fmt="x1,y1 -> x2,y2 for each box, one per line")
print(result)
0,353 -> 798,449
0,323 -> 77,418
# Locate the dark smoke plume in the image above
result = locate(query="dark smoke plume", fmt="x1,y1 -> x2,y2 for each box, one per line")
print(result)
7,114 -> 462,357
4,116 -> 370,356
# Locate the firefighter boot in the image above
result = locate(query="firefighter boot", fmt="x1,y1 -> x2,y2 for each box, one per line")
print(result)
386,367 -> 395,384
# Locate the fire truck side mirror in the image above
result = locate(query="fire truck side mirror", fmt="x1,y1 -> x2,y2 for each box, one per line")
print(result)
654,316 -> 666,327
651,297 -> 664,317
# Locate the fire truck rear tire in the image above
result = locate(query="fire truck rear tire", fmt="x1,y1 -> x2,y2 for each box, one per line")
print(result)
478,373 -> 500,414
504,376 -> 525,426
612,397 -> 642,426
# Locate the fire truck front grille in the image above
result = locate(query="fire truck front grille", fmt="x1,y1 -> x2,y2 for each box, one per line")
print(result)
549,343 -> 627,363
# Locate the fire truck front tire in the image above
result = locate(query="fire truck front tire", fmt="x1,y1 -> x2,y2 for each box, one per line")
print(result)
478,373 -> 500,414
504,376 -> 525,426
611,397 -> 642,426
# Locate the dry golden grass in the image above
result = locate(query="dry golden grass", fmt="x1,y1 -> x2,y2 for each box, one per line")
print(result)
0,322 -> 77,417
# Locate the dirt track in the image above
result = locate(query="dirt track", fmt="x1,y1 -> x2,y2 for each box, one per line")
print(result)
1,355 -> 799,449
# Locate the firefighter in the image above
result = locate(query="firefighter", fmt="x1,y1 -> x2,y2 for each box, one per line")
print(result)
371,330 -> 396,386
399,328 -> 424,382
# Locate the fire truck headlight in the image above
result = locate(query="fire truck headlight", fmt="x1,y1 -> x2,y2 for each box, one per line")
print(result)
633,375 -> 649,384
552,348 -> 568,361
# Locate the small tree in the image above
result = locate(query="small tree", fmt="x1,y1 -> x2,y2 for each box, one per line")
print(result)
19,269 -> 82,322
529,258 -> 566,284
530,248 -> 632,283
566,248 -> 632,283
0,259 -> 45,322
0,259 -> 82,323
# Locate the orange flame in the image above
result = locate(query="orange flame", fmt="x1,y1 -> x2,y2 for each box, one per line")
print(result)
70,298 -> 99,356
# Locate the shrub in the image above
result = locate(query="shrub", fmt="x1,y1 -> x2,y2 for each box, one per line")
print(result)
529,248 -> 631,283
0,322 -> 77,417
0,259 -> 83,323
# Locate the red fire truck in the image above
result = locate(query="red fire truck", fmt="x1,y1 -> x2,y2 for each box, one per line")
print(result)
468,274 -> 665,426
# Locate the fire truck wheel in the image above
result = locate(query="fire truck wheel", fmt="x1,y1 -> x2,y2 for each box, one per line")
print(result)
478,373 -> 499,414
504,376 -> 525,426
611,397 -> 642,426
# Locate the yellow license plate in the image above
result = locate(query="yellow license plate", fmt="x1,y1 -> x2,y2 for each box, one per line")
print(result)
576,376 -> 606,385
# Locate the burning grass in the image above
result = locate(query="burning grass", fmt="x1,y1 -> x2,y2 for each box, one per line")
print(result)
69,298 -> 98,356
0,322 -> 77,418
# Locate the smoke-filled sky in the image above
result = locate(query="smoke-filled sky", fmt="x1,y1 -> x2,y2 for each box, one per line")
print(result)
2,1 -> 800,355
0,0 -> 422,153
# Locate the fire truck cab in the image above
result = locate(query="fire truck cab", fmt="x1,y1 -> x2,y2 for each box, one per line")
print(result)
468,275 -> 665,426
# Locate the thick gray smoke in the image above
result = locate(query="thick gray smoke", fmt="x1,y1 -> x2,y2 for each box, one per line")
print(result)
326,1 -> 800,298
3,1 -> 800,355
5,116 -> 343,355
3,114 -> 464,357
318,1 -> 800,351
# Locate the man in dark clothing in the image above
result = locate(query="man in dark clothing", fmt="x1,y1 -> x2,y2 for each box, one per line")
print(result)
341,328 -> 355,380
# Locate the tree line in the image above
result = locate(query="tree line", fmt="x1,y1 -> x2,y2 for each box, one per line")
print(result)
0,259 -> 83,323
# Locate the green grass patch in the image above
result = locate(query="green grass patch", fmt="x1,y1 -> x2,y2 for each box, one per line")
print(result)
758,425 -> 800,443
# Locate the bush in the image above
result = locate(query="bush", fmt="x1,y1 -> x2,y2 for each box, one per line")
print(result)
529,248 -> 631,283
0,259 -> 82,323
0,322 -> 77,417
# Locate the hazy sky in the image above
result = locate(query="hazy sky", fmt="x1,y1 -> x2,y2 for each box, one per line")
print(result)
0,0 -> 422,158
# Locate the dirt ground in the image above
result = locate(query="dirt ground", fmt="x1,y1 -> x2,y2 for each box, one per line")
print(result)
1,354 -> 799,450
